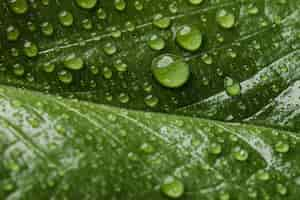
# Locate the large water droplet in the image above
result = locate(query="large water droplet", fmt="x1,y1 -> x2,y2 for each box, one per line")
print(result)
176,25 -> 202,51
161,176 -> 184,199
216,9 -> 235,29
151,54 -> 190,88
75,0 -> 97,9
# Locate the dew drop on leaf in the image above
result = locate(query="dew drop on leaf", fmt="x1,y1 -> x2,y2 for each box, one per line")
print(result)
13,63 -> 24,76
64,54 -> 84,70
153,14 -> 171,29
161,176 -> 184,199
144,95 -> 159,107
151,54 -> 190,88
58,70 -> 73,84
24,41 -> 38,58
114,0 -> 126,11
232,147 -> 248,161
176,25 -> 202,51
6,25 -> 20,41
188,0 -> 203,5
58,11 -> 74,27
256,169 -> 270,181
275,141 -> 289,153
216,9 -> 235,29
75,0 -> 98,9
224,77 -> 241,97
148,35 -> 165,51
8,0 -> 28,14
41,22 -> 54,36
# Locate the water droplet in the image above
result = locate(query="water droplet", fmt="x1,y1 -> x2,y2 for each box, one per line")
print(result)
209,143 -> 222,155
275,141 -> 289,153
43,62 -> 56,73
256,169 -> 270,181
233,147 -> 248,161
58,11 -> 74,27
248,5 -> 259,15
144,95 -> 159,107
140,143 -> 154,153
64,54 -> 84,70
176,25 -> 202,51
151,54 -> 190,88
6,25 -> 20,41
276,183 -> 287,195
24,41 -> 38,57
114,0 -> 126,11
148,34 -> 165,51
104,42 -> 117,55
161,176 -> 184,199
189,0 -> 204,5
58,70 -> 73,84
216,9 -> 235,29
153,14 -> 171,29
8,0 -> 28,14
103,67 -> 112,79
82,18 -> 93,30
41,22 -> 54,36
201,54 -> 213,64
224,77 -> 241,97
134,1 -> 143,11
13,63 -> 24,76
219,191 -> 230,200
125,21 -> 135,32
90,65 -> 99,75
97,8 -> 107,20
114,59 -> 127,72
118,93 -> 129,103
75,0 -> 98,9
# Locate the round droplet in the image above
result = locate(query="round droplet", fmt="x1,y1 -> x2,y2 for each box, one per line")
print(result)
233,147 -> 248,161
153,14 -> 171,29
43,62 -> 55,73
209,143 -> 222,155
6,25 -> 20,41
13,63 -> 24,76
114,60 -> 127,72
97,8 -> 107,19
189,0 -> 203,5
144,95 -> 159,107
176,25 -> 202,51
256,170 -> 270,181
216,9 -> 235,29
41,22 -> 54,36
276,184 -> 287,195
134,1 -> 143,11
114,0 -> 126,11
58,11 -> 74,27
201,54 -> 213,64
8,0 -> 28,14
103,67 -> 112,79
275,141 -> 289,153
58,70 -> 73,84
24,41 -> 38,58
161,176 -> 184,199
81,19 -> 93,30
151,54 -> 190,88
64,54 -> 84,70
140,143 -> 154,153
148,35 -> 165,51
118,93 -> 129,103
104,42 -> 117,55
75,0 -> 97,9
224,77 -> 241,97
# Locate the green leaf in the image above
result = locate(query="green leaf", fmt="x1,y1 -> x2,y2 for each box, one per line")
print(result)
1,0 -> 300,130
0,85 -> 300,199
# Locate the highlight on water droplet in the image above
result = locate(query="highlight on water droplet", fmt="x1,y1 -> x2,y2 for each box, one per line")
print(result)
151,54 -> 190,88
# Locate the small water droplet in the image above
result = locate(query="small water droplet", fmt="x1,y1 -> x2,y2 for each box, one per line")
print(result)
64,54 -> 84,70
114,0 -> 126,11
24,41 -> 38,58
6,25 -> 20,41
144,95 -> 159,107
209,143 -> 222,155
58,11 -> 74,27
275,141 -> 289,153
8,0 -> 28,14
224,77 -> 241,97
41,22 -> 54,36
104,42 -> 117,55
256,169 -> 270,181
188,0 -> 204,5
58,70 -> 73,84
148,34 -> 165,51
216,9 -> 235,29
276,183 -> 287,195
153,14 -> 171,29
233,146 -> 248,161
